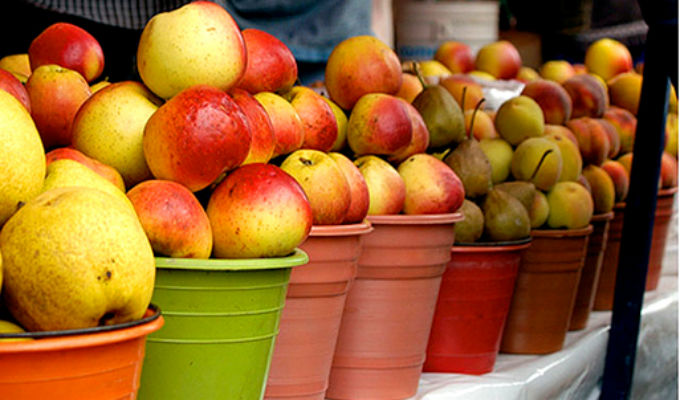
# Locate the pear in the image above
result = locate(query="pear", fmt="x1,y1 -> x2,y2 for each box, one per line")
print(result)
493,181 -> 537,213
444,97 -> 493,198
411,65 -> 465,149
454,199 -> 484,243
482,188 -> 531,241
0,187 -> 155,331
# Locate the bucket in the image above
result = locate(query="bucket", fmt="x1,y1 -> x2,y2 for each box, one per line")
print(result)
138,250 -> 309,400
265,222 -> 373,400
500,225 -> 593,354
592,203 -> 625,310
0,306 -> 163,399
424,238 -> 532,375
647,187 -> 677,291
569,212 -> 614,330
394,0 -> 499,60
326,213 -> 463,400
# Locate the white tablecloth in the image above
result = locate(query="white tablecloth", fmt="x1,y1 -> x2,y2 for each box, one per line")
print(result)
412,275 -> 678,400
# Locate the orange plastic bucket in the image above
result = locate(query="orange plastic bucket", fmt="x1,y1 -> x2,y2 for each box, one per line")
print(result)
593,203 -> 626,310
424,239 -> 531,374
0,306 -> 163,399
647,187 -> 677,291
327,213 -> 463,400
265,222 -> 373,400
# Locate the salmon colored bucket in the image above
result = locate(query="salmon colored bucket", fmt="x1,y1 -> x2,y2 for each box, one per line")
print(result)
326,213 -> 463,400
0,306 -> 163,399
138,250 -> 308,400
265,222 -> 373,400
647,187 -> 677,291
500,225 -> 593,354
593,203 -> 626,310
424,238 -> 532,374
569,212 -> 614,330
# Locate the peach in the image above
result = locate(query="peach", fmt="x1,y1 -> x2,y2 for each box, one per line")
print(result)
521,79 -> 573,125
0,68 -> 30,112
329,152 -> 370,224
281,86 -> 338,152
562,74 -> 609,118
254,91 -> 305,158
439,74 -> 484,111
539,60 -> 576,84
565,117 -> 611,166
479,138 -> 514,184
495,95 -> 545,145
582,164 -> 616,213
474,40 -> 522,79
607,72 -> 642,115
530,190 -> 550,228
511,137 -> 563,191
346,93 -> 412,156
325,35 -> 401,110
601,159 -> 630,202
546,131 -> 582,182
573,64 -> 588,75
544,124 -> 579,148
617,152 -> 633,176
28,23 -> 104,82
516,66 -> 540,83
389,99 -> 430,163
584,38 -> 633,81
603,106 -> 637,154
578,174 -> 592,194
230,88 -> 276,165
434,41 -> 475,74
395,72 -> 423,103
660,152 -> 678,188
398,153 -> 465,214
25,64 -> 91,150
45,147 -> 125,191
596,118 -> 621,159
127,180 -> 212,258
545,181 -> 594,229
355,155 -> 406,215
237,28 -> 297,94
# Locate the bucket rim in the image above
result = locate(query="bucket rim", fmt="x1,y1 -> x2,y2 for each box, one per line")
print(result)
531,224 -> 594,238
155,248 -> 308,271
0,305 -> 164,351
367,212 -> 463,225
310,221 -> 373,237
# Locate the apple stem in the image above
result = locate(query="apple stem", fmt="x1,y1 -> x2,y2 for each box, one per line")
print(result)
468,98 -> 486,141
531,149 -> 554,180
461,86 -> 467,113
413,61 -> 428,89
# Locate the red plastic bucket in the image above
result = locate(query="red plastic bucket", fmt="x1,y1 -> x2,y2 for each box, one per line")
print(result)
424,238 -> 532,374
265,222 -> 373,400
326,213 -> 463,400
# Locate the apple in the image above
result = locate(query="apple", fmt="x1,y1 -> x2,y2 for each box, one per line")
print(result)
230,88 -> 276,165
607,72 -> 642,115
464,107 -> 499,140
28,22 -> 104,83
127,180 -> 212,259
237,28 -> 297,94
207,163 -> 313,258
144,85 -> 251,192
325,35 -> 402,110
416,60 -> 452,77
516,66 -> 540,83
439,74 -> 484,111
329,152 -> 370,223
584,38 -> 633,81
323,96 -> 348,151
395,72 -> 423,103
545,131 -> 582,182
539,60 -> 576,84
137,1 -> 246,99
354,155 -> 406,215
347,93 -> 412,156
72,81 -> 161,188
280,149 -> 351,225
520,79 -> 573,125
281,86 -> 338,152
90,80 -> 111,93
254,91 -> 305,158
474,40 -> 522,80
434,41 -> 475,74
388,98 -> 430,163
0,54 -> 31,82
25,64 -> 91,150
398,154 -> 465,214
0,68 -> 30,112
46,147 -> 126,192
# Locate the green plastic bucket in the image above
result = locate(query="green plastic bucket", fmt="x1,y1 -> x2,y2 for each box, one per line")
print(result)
138,249 -> 309,400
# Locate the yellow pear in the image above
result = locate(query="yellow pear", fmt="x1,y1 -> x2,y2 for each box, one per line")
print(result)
0,187 -> 155,331
42,159 -> 135,213
0,90 -> 46,226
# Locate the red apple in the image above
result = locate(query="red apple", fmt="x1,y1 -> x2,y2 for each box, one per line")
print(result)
143,85 -> 251,192
281,86 -> 338,152
347,93 -> 412,156
434,41 -> 475,74
127,180 -> 213,258
280,149 -> 351,225
254,91 -> 305,158
237,28 -> 298,94
325,35 -> 402,110
329,152 -> 370,223
398,153 -> 465,214
230,88 -> 276,165
355,155 -> 406,215
45,147 -> 126,191
25,64 -> 91,150
388,99 -> 430,163
207,163 -> 313,258
474,40 -> 522,80
0,68 -> 30,112
28,22 -> 104,83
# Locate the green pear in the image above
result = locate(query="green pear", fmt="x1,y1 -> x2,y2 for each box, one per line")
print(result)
482,188 -> 531,241
454,199 -> 484,243
412,84 -> 465,149
494,181 -> 536,213
479,138 -> 514,184
511,137 -> 563,191
444,139 -> 493,198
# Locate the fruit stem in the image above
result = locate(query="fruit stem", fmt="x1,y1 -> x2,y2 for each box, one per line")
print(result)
299,157 -> 313,166
461,86 -> 467,113
531,149 -> 554,180
413,61 -> 428,89
468,98 -> 486,141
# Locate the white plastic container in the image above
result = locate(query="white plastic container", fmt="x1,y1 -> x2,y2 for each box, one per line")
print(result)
394,0 -> 499,61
